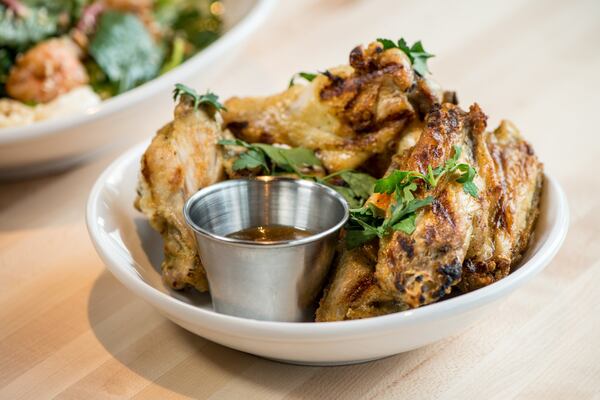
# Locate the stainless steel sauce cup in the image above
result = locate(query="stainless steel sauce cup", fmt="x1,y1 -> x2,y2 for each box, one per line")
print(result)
183,177 -> 349,322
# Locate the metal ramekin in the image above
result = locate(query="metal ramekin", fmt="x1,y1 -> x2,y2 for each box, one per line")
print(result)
183,177 -> 349,322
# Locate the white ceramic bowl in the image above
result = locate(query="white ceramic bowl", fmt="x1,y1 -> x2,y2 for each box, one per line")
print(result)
86,141 -> 569,365
0,0 -> 275,179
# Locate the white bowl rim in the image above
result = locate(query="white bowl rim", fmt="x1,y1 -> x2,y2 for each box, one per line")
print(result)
86,140 -> 569,340
0,0 -> 276,145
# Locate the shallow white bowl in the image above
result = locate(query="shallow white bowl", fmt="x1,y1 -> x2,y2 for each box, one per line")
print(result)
86,141 -> 569,365
0,0 -> 275,179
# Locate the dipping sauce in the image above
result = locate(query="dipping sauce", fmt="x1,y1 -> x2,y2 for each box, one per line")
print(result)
226,225 -> 313,243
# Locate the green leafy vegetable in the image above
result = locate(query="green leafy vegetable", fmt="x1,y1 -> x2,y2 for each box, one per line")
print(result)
344,204 -> 385,248
218,139 -> 379,207
89,11 -> 163,93
160,36 -> 186,74
21,0 -> 85,17
345,146 -> 478,248
0,48 -> 14,96
161,0 -> 221,51
172,83 -> 226,112
0,5 -> 59,48
321,170 -> 376,208
218,139 -> 321,175
85,59 -> 118,99
376,37 -> 435,76
289,71 -> 318,87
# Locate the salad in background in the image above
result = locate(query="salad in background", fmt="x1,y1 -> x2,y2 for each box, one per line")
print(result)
0,0 -> 223,128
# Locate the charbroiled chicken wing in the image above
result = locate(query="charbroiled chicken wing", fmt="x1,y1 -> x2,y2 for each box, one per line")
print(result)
458,120 -> 543,291
136,38 -> 543,322
135,97 -> 226,291
222,41 -> 444,172
374,104 -> 483,308
317,104 -> 542,321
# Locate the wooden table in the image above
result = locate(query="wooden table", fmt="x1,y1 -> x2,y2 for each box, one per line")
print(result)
1,0 -> 599,398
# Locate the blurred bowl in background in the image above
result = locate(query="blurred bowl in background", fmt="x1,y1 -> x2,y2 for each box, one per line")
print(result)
0,0 -> 275,180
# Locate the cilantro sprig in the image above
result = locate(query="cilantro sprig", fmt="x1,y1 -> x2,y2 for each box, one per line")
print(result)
288,71 -> 318,87
376,38 -> 434,76
172,83 -> 226,111
218,139 -> 376,208
346,145 -> 478,248
218,139 -> 321,175
320,170 -> 377,208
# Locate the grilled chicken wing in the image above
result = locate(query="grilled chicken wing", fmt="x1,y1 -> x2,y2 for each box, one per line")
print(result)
316,123 -> 423,321
375,104 -> 483,307
317,103 -> 542,320
135,39 -> 542,317
317,104 -> 481,320
316,242 -> 404,322
459,120 -> 543,291
135,97 -> 226,291
222,41 -> 443,172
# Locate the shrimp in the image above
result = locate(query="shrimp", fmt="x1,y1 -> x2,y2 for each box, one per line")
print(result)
104,0 -> 153,14
6,37 -> 89,104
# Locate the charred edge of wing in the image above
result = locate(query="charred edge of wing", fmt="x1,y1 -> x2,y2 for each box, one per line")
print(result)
436,261 -> 462,298
319,64 -> 404,101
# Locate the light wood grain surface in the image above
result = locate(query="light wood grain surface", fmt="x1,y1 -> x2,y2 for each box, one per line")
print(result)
1,0 -> 599,398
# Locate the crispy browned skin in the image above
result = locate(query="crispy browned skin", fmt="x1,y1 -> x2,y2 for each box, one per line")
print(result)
316,104 -> 482,320
317,103 -> 543,320
135,98 -> 225,291
375,104 -> 482,308
316,123 -> 423,322
222,41 -> 443,172
316,242 -> 406,322
135,41 -> 543,313
458,121 -> 543,291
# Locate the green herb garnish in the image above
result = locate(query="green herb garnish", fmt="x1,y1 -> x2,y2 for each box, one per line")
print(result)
345,145 -> 478,248
376,37 -> 434,76
218,139 -> 376,207
319,170 -> 376,208
289,71 -> 318,87
173,83 -> 226,111
218,139 -> 321,175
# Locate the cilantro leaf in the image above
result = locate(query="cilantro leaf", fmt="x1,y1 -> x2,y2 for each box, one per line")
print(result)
376,38 -> 397,50
462,180 -> 478,198
376,37 -> 435,76
373,170 -> 419,194
219,140 -> 380,210
345,204 -> 385,248
232,149 -> 269,173
329,185 -> 360,208
409,41 -> 435,77
392,212 -> 417,235
339,170 -> 376,198
386,196 -> 433,228
173,83 -> 226,112
345,146 -> 478,248
289,71 -> 318,87
319,170 -> 376,209
218,139 -> 269,172
345,230 -> 378,249
218,139 -> 322,176
254,144 -> 321,172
